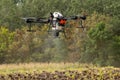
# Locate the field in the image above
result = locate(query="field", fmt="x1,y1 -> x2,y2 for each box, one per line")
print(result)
0,63 -> 120,80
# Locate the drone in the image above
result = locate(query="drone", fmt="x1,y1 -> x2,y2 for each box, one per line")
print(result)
21,12 -> 86,38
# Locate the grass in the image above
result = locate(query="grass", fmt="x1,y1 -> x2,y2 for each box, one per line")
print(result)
0,62 -> 96,74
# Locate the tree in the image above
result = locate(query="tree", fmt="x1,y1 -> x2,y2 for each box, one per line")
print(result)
0,27 -> 15,63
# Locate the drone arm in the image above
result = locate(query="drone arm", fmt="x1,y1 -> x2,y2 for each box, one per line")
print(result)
79,16 -> 86,20
65,15 -> 86,20
36,19 -> 49,23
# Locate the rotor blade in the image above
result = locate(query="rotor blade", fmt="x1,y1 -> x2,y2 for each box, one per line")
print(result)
21,17 -> 36,20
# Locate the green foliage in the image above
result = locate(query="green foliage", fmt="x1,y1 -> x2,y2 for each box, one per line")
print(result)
88,22 -> 106,40
0,27 -> 14,51
0,0 -> 120,67
80,16 -> 120,67
0,27 -> 15,63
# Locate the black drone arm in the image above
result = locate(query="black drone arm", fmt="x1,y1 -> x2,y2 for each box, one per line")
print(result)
21,17 -> 49,23
21,17 -> 49,32
65,15 -> 86,20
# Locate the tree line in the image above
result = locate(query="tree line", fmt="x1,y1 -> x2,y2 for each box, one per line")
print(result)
0,0 -> 120,67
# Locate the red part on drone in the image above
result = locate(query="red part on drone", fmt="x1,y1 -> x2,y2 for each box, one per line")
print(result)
59,19 -> 66,25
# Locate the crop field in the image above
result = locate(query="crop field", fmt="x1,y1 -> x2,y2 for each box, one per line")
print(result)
0,63 -> 120,80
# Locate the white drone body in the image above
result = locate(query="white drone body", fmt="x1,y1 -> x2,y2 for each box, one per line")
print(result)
52,12 -> 63,30
53,12 -> 63,18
